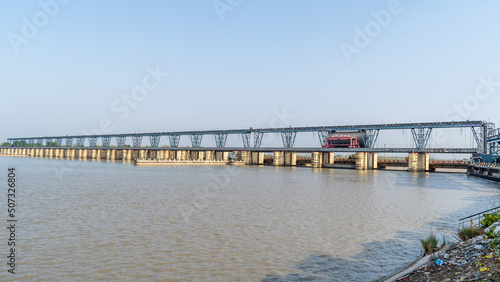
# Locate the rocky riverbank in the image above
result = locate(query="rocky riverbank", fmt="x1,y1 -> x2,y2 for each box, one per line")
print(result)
394,236 -> 500,281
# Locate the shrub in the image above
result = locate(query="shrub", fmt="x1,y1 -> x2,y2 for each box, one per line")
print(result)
458,226 -> 482,241
481,213 -> 499,228
490,239 -> 500,249
420,232 -> 439,255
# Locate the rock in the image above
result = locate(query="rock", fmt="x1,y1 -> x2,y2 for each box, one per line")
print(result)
485,221 -> 500,233
493,226 -> 500,234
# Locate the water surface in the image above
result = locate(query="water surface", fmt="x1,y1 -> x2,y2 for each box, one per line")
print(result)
2,157 -> 499,281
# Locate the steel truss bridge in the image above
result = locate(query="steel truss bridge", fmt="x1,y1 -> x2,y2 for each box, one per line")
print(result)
488,127 -> 500,156
6,120 -> 497,154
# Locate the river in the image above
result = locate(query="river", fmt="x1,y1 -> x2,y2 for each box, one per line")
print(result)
2,157 -> 500,281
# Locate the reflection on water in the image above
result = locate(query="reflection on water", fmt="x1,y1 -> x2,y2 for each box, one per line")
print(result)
2,157 -> 499,281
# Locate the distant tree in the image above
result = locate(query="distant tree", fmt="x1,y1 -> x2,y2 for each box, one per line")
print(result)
12,141 -> 28,147
1,142 -> 11,147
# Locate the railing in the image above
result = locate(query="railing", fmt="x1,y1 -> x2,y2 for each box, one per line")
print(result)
458,205 -> 500,230
471,162 -> 500,169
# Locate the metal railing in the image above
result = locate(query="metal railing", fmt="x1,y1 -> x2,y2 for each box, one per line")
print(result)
458,205 -> 500,230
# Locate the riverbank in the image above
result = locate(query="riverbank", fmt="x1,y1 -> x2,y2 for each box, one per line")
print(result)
389,235 -> 500,281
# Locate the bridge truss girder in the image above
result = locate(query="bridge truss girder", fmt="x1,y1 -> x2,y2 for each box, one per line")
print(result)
45,138 -> 53,147
89,137 -> 98,147
102,136 -> 112,147
411,128 -> 432,148
13,139 -> 25,147
36,138 -> 43,147
65,138 -> 73,147
132,136 -> 142,147
254,132 -> 264,148
190,134 -> 203,148
214,133 -> 228,148
241,132 -> 251,148
318,130 -> 331,146
490,142 -> 499,156
149,135 -> 161,148
472,126 -> 488,154
169,135 -> 180,147
361,129 -> 379,148
116,136 -> 126,147
76,137 -> 85,147
28,139 -> 35,147
281,131 -> 297,148
55,138 -> 63,147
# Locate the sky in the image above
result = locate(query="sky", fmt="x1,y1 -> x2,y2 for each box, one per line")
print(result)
1,0 -> 499,149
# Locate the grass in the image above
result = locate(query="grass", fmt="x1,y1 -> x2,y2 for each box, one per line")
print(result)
419,233 -> 451,255
420,232 -> 440,255
441,235 -> 448,248
458,226 -> 482,241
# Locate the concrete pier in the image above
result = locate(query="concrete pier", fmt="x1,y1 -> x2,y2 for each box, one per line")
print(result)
139,150 -> 146,160
250,152 -> 264,165
91,149 -> 97,160
354,152 -> 377,170
322,152 -> 335,166
273,151 -> 284,166
124,150 -> 132,161
367,153 -> 378,169
408,153 -> 429,172
284,152 -> 296,166
355,152 -> 366,170
312,152 -> 322,168
0,146 -> 462,174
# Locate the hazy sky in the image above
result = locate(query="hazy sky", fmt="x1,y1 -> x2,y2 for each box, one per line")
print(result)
1,1 -> 499,148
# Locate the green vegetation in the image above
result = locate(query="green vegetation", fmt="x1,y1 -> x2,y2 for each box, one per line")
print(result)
458,226 -> 482,241
481,213 -> 499,228
420,232 -> 440,255
419,233 -> 451,255
5,140 -> 30,147
441,235 -> 448,248
485,227 -> 498,239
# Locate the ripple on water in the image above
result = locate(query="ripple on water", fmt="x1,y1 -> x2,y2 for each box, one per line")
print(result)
5,157 -> 500,280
